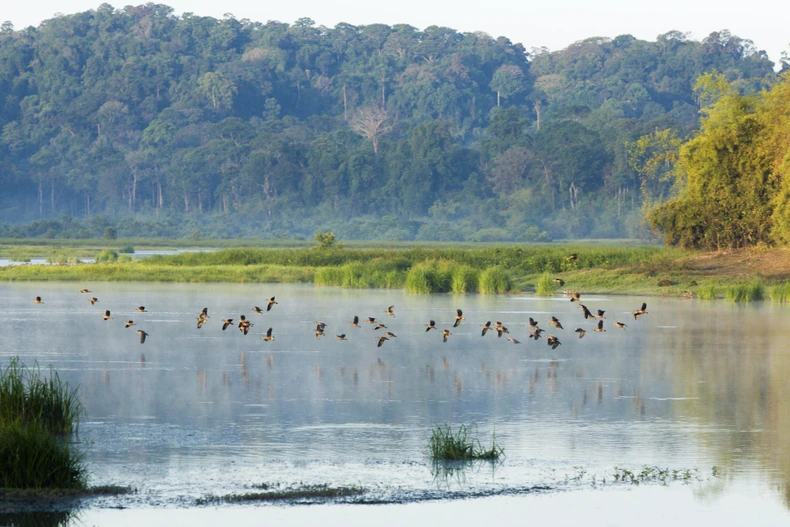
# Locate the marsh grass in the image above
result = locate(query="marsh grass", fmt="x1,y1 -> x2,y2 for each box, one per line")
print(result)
477,267 -> 511,294
724,281 -> 764,302
405,260 -> 455,293
535,272 -> 555,297
768,282 -> 790,302
612,466 -> 700,485
451,266 -> 479,294
94,249 -> 119,263
428,424 -> 504,461
696,283 -> 718,300
195,485 -> 364,505
0,358 -> 82,434
0,420 -> 86,490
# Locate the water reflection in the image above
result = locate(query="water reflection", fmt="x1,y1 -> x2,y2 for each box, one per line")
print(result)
0,283 -> 788,512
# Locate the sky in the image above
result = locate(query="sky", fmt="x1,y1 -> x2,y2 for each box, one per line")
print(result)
4,0 -> 788,66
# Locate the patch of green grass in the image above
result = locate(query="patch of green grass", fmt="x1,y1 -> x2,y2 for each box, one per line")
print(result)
0,358 -> 82,434
428,424 -> 504,461
451,266 -> 479,294
767,282 -> 790,302
697,284 -> 718,300
478,267 -> 511,294
195,485 -> 364,505
724,281 -> 764,302
117,245 -> 135,254
95,249 -> 119,263
535,272 -> 555,297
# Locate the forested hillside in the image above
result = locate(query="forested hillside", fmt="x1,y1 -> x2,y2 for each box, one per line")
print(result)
0,4 -> 779,240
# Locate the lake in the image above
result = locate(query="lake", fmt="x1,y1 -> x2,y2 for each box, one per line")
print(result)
1,282 -> 788,525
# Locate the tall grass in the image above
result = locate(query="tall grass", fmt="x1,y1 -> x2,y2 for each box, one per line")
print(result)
478,267 -> 511,294
405,260 -> 455,294
724,281 -> 764,303
768,282 -> 790,302
0,358 -> 82,434
535,272 -> 555,297
697,284 -> 718,300
451,266 -> 479,294
428,424 -> 504,461
0,358 -> 86,490
0,420 -> 86,489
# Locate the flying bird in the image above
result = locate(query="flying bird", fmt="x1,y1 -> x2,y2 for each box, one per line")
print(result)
124,320 -> 136,328
549,316 -> 564,330
441,329 -> 452,343
373,323 -> 388,331
385,331 -> 397,339
221,319 -> 234,330
336,334 -> 347,341
632,302 -> 648,320
262,327 -> 275,341
529,328 -> 544,340
614,321 -> 627,330
385,305 -> 395,317
252,306 -> 263,314
79,289 -> 91,294
570,292 -> 580,302
376,335 -> 389,347
526,317 -> 540,330
453,309 -> 465,327
593,320 -> 606,332
89,297 -> 99,305
553,278 -> 565,286
547,335 -> 561,349
136,329 -> 148,344
350,316 -> 360,327
425,320 -> 437,332
136,306 -> 147,312
33,296 -> 43,304
595,309 -> 606,319
578,304 -> 595,319
102,310 -> 112,321
481,321 -> 492,336
575,328 -> 586,339
507,336 -> 520,344
266,297 -> 278,311
566,253 -> 578,260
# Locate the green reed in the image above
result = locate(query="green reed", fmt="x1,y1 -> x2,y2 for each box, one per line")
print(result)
428,424 -> 504,461
767,282 -> 790,302
535,272 -> 555,297
724,281 -> 764,302
478,267 -> 511,294
451,266 -> 479,294
696,283 -> 718,300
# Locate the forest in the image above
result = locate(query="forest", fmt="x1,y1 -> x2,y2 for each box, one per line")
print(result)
0,3 -> 784,241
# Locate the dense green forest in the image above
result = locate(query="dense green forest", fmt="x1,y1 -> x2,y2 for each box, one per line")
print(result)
0,3 -> 782,241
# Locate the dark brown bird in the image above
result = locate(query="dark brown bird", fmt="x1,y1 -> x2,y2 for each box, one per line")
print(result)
315,321 -> 328,331
200,307 -> 209,319
481,321 -> 492,336
496,325 -> 509,338
595,309 -> 606,319
578,304 -> 595,319
373,323 -> 388,331
566,253 -> 578,260
575,328 -> 586,339
425,320 -> 437,332
593,320 -> 606,332
350,315 -> 360,327
89,297 -> 99,305
614,321 -> 627,330
124,320 -> 136,328
315,325 -> 325,339
547,335 -> 561,349
385,305 -> 395,317
136,306 -> 147,312
102,310 -> 112,321
385,331 -> 397,339
252,306 -> 263,314
221,319 -> 234,330
196,316 -> 206,329
336,334 -> 347,341
238,315 -> 253,335
526,317 -> 540,330
632,302 -> 648,320
441,329 -> 452,342
553,278 -> 565,286
33,296 -> 43,304
79,289 -> 91,294
570,292 -> 580,302
266,297 -> 278,311
136,329 -> 148,344
549,316 -> 564,330
529,328 -> 544,340
507,336 -> 520,344
453,309 -> 465,328
376,335 -> 389,347
262,327 -> 275,341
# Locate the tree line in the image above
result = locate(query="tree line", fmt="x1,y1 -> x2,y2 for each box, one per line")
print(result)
0,3 -> 781,240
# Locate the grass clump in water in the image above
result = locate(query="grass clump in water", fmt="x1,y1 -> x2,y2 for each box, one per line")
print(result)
0,358 -> 86,490
428,424 -> 504,461
535,272 -> 555,297
612,465 -> 699,485
95,249 -> 119,263
451,266 -> 479,294
724,281 -> 764,303
195,484 -> 364,505
696,283 -> 718,300
767,282 -> 790,302
478,267 -> 511,294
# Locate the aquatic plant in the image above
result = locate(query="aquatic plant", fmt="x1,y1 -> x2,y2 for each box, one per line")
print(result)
195,484 -> 364,504
428,424 -> 503,461
724,281 -> 764,302
612,465 -> 699,485
478,267 -> 511,294
535,272 -> 555,297
696,283 -> 718,300
0,358 -> 82,434
95,249 -> 119,263
451,266 -> 479,294
767,282 -> 790,302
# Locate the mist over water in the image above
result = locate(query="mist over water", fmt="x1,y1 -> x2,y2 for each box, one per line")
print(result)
1,282 -> 789,518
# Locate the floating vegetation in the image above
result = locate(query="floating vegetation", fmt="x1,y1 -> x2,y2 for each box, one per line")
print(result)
195,484 -> 365,505
612,465 -> 701,485
428,424 -> 504,461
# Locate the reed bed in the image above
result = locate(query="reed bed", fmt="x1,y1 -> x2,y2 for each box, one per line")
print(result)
696,284 -> 718,300
767,282 -> 790,302
535,272 -> 555,297
478,267 -> 511,294
428,424 -> 503,461
724,281 -> 764,303
0,358 -> 86,490
451,266 -> 479,294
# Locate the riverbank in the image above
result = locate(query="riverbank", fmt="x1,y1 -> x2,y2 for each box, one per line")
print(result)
1,245 -> 788,300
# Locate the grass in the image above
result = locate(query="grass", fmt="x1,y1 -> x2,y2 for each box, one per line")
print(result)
478,267 -> 511,294
768,282 -> 790,302
724,281 -> 764,302
535,272 -> 555,297
697,283 -> 718,300
0,358 -> 86,491
612,466 -> 700,485
0,358 -> 82,434
195,484 -> 365,505
451,266 -> 479,294
428,424 -> 504,461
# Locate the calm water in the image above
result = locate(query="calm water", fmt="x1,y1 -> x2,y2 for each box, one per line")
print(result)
1,282 -> 789,524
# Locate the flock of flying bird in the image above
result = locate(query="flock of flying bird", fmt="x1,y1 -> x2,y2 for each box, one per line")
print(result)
31,284 -> 650,350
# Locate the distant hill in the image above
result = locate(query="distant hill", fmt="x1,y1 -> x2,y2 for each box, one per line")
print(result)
0,5 -> 777,240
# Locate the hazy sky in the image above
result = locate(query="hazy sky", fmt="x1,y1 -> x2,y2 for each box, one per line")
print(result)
4,1 -> 788,65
